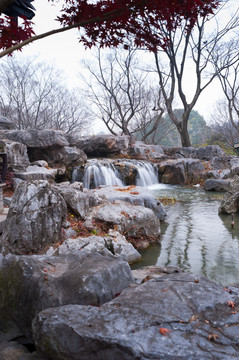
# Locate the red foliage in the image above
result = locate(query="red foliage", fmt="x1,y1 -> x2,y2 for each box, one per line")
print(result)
0,0 -> 220,53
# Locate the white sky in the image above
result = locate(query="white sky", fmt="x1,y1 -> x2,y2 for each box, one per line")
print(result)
1,0 -> 239,132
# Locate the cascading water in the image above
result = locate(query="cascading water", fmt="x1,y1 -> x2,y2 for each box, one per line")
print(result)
136,162 -> 159,187
81,160 -> 123,189
72,159 -> 159,189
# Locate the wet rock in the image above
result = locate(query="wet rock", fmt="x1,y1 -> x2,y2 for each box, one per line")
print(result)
32,272 -> 239,360
158,158 -> 205,185
129,141 -> 164,160
68,134 -> 130,157
0,252 -> 133,338
1,180 -> 67,255
89,185 -> 166,220
204,179 -> 232,192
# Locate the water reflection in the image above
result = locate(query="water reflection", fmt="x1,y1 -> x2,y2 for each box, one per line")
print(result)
132,184 -> 239,286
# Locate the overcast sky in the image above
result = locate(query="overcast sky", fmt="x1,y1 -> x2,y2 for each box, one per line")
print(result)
1,0 -> 239,132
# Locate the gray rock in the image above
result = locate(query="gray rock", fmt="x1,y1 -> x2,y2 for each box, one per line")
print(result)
89,185 -> 166,220
219,178 -> 239,214
0,340 -> 28,359
230,157 -> 239,176
0,116 -> 15,130
204,179 -> 231,192
158,158 -> 205,185
1,180 -> 67,255
0,252 -> 133,338
1,129 -> 69,148
211,156 -> 231,170
5,140 -> 30,171
88,200 -> 161,239
32,272 -> 239,360
162,145 -> 225,161
54,182 -> 100,218
29,146 -> 87,168
14,165 -> 58,182
68,134 -> 130,157
129,141 -> 164,160
52,230 -> 141,264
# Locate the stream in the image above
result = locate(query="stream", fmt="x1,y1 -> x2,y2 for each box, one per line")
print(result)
131,184 -> 239,286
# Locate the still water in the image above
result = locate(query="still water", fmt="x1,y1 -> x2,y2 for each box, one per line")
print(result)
132,184 -> 239,286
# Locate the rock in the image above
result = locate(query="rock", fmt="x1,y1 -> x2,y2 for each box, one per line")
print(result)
158,159 -> 186,184
29,146 -> 87,168
0,340 -> 29,359
211,156 -> 231,170
162,145 -> 225,161
0,252 -> 133,338
32,272 -> 239,360
53,182 -> 100,218
4,139 -> 30,171
219,178 -> 239,214
51,230 -> 141,264
132,265 -> 183,284
1,180 -> 67,255
158,158 -> 205,185
1,129 -> 69,148
14,165 -> 58,182
0,116 -> 15,130
230,157 -> 239,176
67,134 -> 130,157
88,200 -> 161,245
204,179 -> 232,192
129,141 -> 164,160
89,185 -> 166,220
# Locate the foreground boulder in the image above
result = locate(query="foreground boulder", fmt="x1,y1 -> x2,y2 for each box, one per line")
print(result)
32,271 -> 239,360
1,180 -> 67,255
0,252 -> 133,338
204,178 -> 232,192
219,178 -> 239,214
89,185 -> 166,220
87,200 -> 161,248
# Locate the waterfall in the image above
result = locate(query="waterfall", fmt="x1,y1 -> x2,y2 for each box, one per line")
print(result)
82,160 -> 123,189
72,159 -> 159,189
136,162 -> 159,187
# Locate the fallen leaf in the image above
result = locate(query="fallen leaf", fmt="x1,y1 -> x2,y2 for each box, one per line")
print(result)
159,328 -> 171,336
227,300 -> 235,309
208,333 -> 219,342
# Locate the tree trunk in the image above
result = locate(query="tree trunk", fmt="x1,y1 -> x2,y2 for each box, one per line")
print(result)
177,120 -> 191,147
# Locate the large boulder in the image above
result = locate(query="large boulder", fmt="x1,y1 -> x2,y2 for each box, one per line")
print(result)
0,252 -> 133,338
50,230 -> 141,264
204,178 -> 232,192
87,200 -> 161,246
219,178 -> 239,214
53,182 -> 100,218
0,116 -> 15,130
28,145 -> 87,168
1,129 -> 69,148
129,141 -> 164,160
1,180 -> 67,255
158,158 -> 205,185
3,139 -> 30,171
162,145 -> 225,161
14,164 -> 59,182
32,271 -> 239,360
67,134 -> 130,157
89,185 -> 166,220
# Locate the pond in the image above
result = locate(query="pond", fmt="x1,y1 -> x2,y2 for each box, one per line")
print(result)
131,184 -> 239,286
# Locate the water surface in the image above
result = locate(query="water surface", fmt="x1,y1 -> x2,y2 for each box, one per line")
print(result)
132,184 -> 239,286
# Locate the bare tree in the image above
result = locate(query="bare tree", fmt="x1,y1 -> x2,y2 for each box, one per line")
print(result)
82,47 -> 166,139
149,4 -> 239,147
211,40 -> 239,141
0,55 -> 91,134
